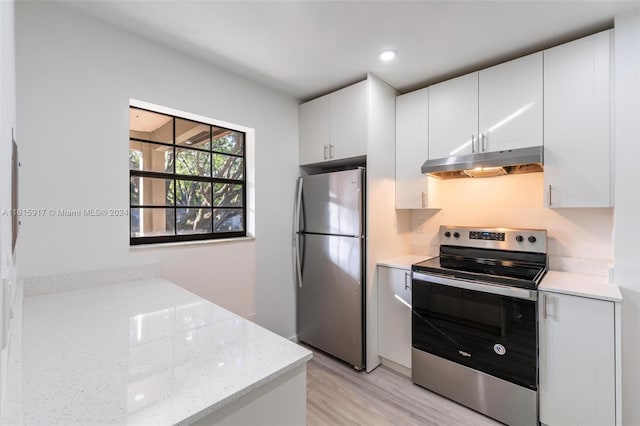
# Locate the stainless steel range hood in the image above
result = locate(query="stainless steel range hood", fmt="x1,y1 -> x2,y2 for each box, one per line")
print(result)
421,146 -> 544,179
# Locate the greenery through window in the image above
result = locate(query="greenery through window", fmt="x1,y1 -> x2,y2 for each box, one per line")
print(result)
129,107 -> 246,244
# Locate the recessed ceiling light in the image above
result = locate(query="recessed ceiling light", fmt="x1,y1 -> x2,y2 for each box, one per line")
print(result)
379,49 -> 397,62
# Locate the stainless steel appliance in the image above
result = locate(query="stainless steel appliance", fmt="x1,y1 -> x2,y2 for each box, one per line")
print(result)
421,145 -> 543,179
411,226 -> 547,426
293,168 -> 365,369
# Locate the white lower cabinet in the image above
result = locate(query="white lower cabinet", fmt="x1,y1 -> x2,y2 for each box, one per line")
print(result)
539,291 -> 617,426
377,266 -> 412,370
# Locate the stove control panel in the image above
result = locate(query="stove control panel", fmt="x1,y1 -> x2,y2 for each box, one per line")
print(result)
469,231 -> 505,241
440,226 -> 547,253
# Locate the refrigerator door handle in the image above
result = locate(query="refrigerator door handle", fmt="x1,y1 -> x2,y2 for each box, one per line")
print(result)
293,177 -> 303,287
357,168 -> 364,238
357,188 -> 362,238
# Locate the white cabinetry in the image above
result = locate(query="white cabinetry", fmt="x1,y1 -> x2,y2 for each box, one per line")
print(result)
330,81 -> 368,161
478,52 -> 543,152
428,53 -> 542,160
395,88 -> 440,209
377,266 -> 412,370
543,30 -> 612,207
539,291 -> 617,426
298,74 -> 399,373
298,80 -> 367,165
428,73 -> 478,159
299,95 -> 330,165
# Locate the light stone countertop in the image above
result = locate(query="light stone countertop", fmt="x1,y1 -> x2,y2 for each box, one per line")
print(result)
539,270 -> 622,302
377,254 -> 622,303
20,278 -> 312,425
377,255 -> 431,270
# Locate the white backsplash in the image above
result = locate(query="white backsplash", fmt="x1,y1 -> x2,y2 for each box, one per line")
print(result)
23,263 -> 160,297
409,173 -> 613,276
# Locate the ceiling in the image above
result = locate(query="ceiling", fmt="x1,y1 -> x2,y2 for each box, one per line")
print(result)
62,1 -> 639,101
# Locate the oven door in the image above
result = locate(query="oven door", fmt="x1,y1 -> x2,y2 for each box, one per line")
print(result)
412,272 -> 537,390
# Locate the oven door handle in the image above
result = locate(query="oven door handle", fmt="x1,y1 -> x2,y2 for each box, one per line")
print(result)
412,272 -> 538,301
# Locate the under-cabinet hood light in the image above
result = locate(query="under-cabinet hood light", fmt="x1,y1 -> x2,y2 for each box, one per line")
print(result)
463,167 -> 508,178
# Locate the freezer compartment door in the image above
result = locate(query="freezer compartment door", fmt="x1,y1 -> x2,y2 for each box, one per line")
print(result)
301,169 -> 362,236
297,233 -> 363,369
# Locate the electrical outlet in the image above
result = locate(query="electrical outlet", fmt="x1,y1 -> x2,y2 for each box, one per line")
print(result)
416,224 -> 425,234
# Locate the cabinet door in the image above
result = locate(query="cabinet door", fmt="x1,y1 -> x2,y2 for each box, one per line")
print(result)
396,89 -> 430,209
544,31 -> 611,207
479,52 -> 543,152
539,292 -> 615,426
428,72 -> 478,159
299,95 -> 330,165
330,80 -> 368,160
377,266 -> 412,369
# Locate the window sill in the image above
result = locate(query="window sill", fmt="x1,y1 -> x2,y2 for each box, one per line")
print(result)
129,235 -> 255,250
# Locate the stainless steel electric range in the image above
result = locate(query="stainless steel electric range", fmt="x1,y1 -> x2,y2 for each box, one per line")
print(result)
411,226 -> 547,426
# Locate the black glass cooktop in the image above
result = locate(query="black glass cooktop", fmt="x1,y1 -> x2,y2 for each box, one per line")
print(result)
412,245 -> 547,290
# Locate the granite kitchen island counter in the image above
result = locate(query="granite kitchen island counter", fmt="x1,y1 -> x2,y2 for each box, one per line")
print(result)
18,278 -> 312,425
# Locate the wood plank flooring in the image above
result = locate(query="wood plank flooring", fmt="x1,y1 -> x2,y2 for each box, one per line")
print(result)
306,348 -> 501,426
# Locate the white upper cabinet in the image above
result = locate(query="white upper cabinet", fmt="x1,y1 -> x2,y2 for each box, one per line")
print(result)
330,80 -> 368,161
427,54 -> 544,161
478,52 -> 543,152
428,73 -> 479,159
299,95 -> 330,165
395,88 -> 440,209
543,30 -> 611,207
298,80 -> 368,165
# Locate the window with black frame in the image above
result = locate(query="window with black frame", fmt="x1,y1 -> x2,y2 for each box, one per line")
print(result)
129,107 -> 246,245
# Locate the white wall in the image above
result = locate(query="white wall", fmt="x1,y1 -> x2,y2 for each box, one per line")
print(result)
411,173 -> 614,275
0,0 -> 17,418
15,2 -> 299,338
613,9 -> 640,426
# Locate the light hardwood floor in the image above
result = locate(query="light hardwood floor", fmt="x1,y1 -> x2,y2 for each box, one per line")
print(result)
306,348 -> 502,426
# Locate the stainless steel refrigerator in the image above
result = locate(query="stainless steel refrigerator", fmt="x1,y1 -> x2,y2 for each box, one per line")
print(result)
293,168 -> 365,370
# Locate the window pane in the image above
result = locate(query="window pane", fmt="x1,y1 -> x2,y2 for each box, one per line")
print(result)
214,209 -> 243,233
177,208 -> 212,235
176,118 -> 210,150
213,154 -> 243,180
129,141 -> 173,173
129,108 -> 173,144
130,208 -> 175,237
212,128 -> 244,155
173,180 -> 212,207
176,148 -> 211,177
213,184 -> 243,207
130,177 -> 173,206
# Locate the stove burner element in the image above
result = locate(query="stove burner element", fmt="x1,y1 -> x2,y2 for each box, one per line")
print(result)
413,226 -> 548,290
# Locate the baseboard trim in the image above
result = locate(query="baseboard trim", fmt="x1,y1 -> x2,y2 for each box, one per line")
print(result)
380,357 -> 411,378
